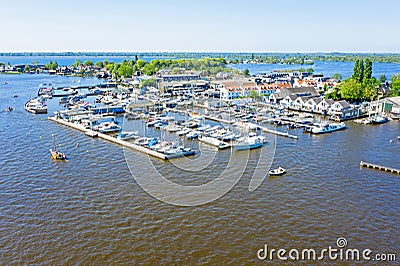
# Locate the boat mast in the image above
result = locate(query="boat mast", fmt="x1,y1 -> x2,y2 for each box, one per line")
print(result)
52,134 -> 57,151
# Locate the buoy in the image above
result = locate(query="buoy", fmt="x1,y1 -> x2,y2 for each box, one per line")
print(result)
76,142 -> 79,147
39,135 -> 42,139
86,150 -> 89,153
390,139 -> 393,144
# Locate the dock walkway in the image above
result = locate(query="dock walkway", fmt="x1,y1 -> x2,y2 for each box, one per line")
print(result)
48,116 -> 194,160
360,161 -> 400,175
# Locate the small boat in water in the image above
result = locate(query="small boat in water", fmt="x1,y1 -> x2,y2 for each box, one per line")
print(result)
186,130 -> 200,140
5,106 -> 14,112
116,131 -> 139,141
50,135 -> 67,161
25,98 -> 47,114
370,115 -> 388,124
269,167 -> 286,176
234,136 -> 264,151
96,122 -> 122,133
309,122 -> 346,134
13,94 -> 18,98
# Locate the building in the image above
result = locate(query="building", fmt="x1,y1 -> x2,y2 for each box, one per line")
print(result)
269,86 -> 319,104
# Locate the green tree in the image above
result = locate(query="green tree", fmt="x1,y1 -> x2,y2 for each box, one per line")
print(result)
117,64 -> 133,78
332,73 -> 342,81
141,78 -> 157,88
243,68 -> 250,77
83,60 -> 94,66
363,58 -> 372,81
95,61 -> 104,68
352,59 -> 364,82
379,75 -> 387,83
71,59 -> 82,68
339,78 -> 364,101
391,79 -> 400,96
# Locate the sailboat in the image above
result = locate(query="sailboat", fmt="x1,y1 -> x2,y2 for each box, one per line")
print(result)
50,134 -> 67,160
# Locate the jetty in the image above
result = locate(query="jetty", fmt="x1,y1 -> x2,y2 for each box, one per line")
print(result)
360,161 -> 400,175
48,116 -> 195,160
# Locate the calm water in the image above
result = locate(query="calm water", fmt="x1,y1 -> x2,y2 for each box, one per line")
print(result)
232,61 -> 400,79
1,74 -> 399,264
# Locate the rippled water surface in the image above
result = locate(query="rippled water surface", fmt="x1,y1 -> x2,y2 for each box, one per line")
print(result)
0,74 -> 399,264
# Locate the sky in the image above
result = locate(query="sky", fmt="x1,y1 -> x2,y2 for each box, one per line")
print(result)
1,0 -> 399,53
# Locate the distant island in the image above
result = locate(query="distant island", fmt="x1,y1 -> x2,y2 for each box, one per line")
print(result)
1,52 -> 400,64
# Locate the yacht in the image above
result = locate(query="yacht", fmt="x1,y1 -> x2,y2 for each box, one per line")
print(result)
24,98 -> 47,114
234,136 -> 264,151
116,131 -> 139,141
309,122 -> 346,134
96,122 -> 121,133
370,115 -> 388,124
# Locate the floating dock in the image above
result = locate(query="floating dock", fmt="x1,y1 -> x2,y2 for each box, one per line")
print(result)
48,116 -> 194,160
360,161 -> 400,175
198,136 -> 231,150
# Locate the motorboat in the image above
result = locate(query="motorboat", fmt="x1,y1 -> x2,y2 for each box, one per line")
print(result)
269,167 -> 286,176
186,131 -> 200,140
24,98 -> 47,114
97,122 -> 121,133
370,115 -> 388,124
116,131 -> 139,141
5,106 -> 14,112
234,136 -> 263,151
309,122 -> 346,134
176,128 -> 191,136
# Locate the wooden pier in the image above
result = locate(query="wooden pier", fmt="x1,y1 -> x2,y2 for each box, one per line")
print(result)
48,116 -> 194,160
360,161 -> 400,175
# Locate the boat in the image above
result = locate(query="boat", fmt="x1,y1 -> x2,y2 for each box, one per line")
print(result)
370,115 -> 388,124
13,94 -> 18,98
269,167 -> 286,176
97,122 -> 121,133
398,136 -> 400,142
5,106 -> 14,112
186,131 -> 200,140
50,135 -> 67,161
176,128 -> 191,136
24,98 -> 48,114
234,136 -> 264,151
116,131 -> 139,141
309,122 -> 346,134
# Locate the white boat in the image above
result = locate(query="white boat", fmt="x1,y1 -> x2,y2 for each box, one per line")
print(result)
176,128 -> 191,136
370,115 -> 388,124
164,124 -> 182,132
197,124 -> 211,132
186,131 -> 200,140
234,136 -> 264,151
116,131 -> 139,140
134,137 -> 152,146
222,133 -> 238,141
97,122 -> 121,133
310,122 -> 346,134
269,167 -> 286,176
146,119 -> 161,127
24,98 -> 47,114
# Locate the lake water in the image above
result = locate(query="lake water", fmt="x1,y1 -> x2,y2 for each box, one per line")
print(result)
0,73 -> 399,264
231,61 -> 400,79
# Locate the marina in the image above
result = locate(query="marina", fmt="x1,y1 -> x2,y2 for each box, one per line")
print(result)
1,60 -> 400,264
48,116 -> 195,160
